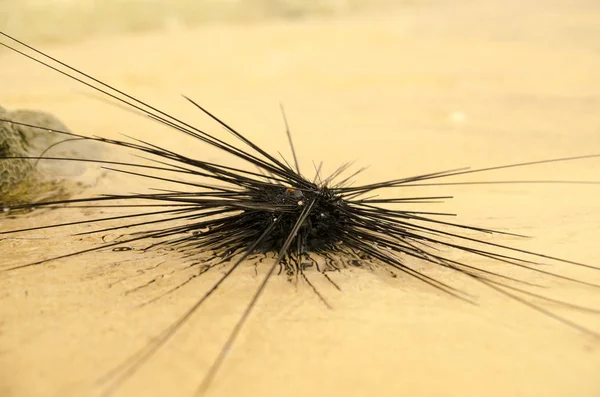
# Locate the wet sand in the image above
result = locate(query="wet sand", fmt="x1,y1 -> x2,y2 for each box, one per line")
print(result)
1,1 -> 600,396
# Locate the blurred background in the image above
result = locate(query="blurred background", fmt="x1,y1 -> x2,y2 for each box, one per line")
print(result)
1,0 -> 417,43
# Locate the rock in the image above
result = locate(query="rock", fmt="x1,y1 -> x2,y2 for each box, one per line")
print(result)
0,107 -> 73,206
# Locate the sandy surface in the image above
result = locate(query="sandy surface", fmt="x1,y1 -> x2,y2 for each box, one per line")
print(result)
1,1 -> 600,397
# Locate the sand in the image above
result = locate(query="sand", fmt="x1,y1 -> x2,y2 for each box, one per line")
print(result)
1,1 -> 600,396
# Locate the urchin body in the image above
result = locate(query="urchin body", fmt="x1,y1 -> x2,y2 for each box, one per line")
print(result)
251,184 -> 349,253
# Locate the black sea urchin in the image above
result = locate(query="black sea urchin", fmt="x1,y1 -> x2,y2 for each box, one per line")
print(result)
1,31 -> 600,396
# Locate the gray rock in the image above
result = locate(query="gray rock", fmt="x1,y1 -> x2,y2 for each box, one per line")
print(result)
0,107 -> 73,205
